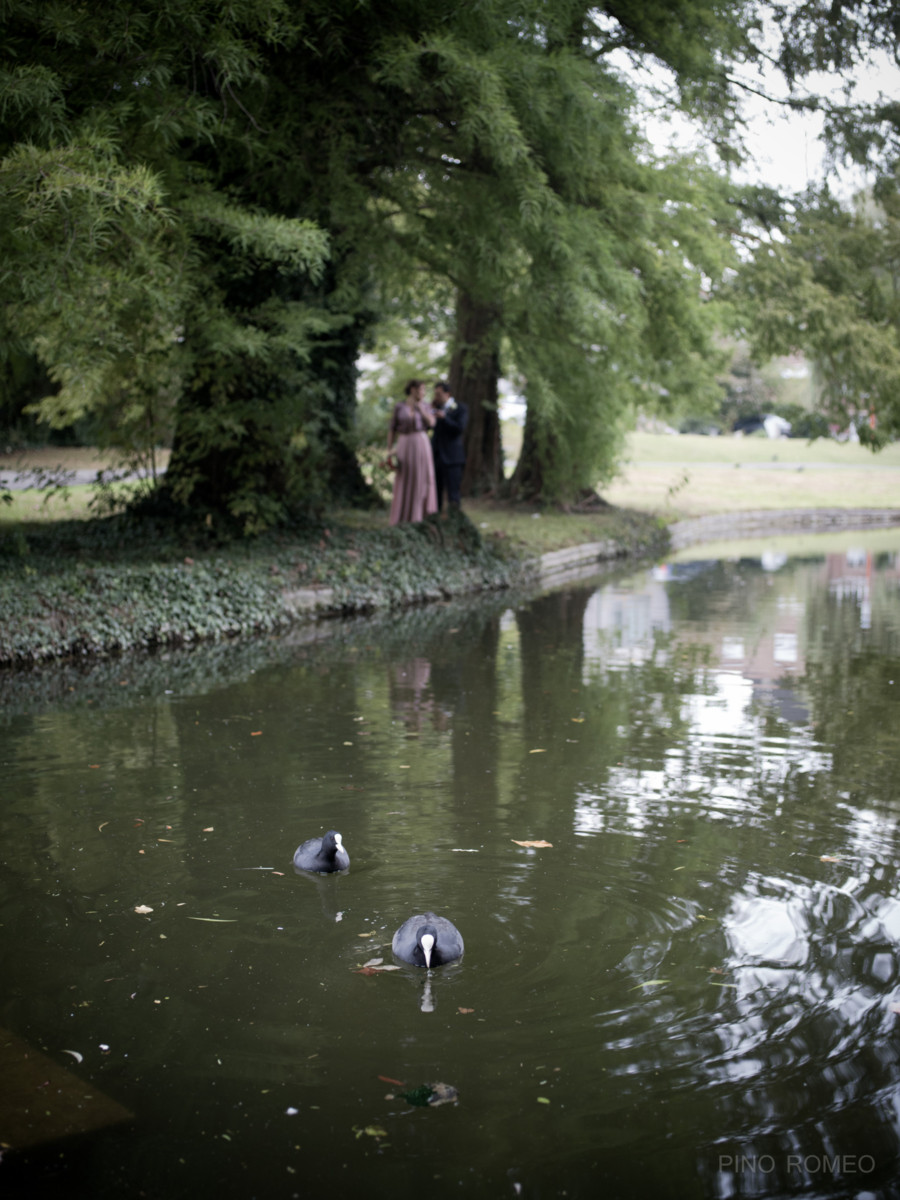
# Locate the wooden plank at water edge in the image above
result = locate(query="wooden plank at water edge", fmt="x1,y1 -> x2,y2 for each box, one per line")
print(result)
0,1027 -> 132,1151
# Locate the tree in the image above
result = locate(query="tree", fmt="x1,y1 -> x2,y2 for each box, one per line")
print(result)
0,0 -> 333,528
5,0 -> 898,527
736,179 -> 900,442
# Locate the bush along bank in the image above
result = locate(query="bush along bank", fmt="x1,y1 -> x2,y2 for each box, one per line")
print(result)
0,507 -> 667,667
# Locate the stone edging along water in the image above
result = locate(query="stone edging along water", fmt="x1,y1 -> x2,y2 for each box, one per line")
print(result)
667,506 -> 900,552
487,506 -> 900,590
284,507 -> 900,615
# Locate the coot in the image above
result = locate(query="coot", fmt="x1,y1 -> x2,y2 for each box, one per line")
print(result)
391,912 -> 464,968
292,830 -> 349,873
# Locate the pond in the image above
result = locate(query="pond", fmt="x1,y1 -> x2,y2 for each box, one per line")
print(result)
2,528 -> 900,1200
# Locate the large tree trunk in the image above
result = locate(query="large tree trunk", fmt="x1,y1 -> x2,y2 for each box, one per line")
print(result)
509,403 -> 560,503
450,291 -> 504,496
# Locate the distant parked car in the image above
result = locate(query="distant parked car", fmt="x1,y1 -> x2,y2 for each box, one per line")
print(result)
732,413 -> 791,438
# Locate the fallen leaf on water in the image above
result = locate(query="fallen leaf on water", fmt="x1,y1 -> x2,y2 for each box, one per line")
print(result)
134,905 -> 153,914
202,827 -> 214,832
512,839 -> 553,849
158,839 -> 175,843
632,979 -> 670,990
570,718 -> 585,723
98,822 -> 108,832
61,1050 -> 83,1063
378,1075 -> 405,1087
361,958 -> 383,969
187,917 -> 237,923
88,764 -> 100,769
357,931 -> 377,938
271,870 -> 285,876
820,855 -> 842,863
457,1007 -> 475,1015
537,1096 -> 551,1105
355,966 -> 382,976
354,1125 -> 388,1140
529,749 -> 546,754
250,731 -> 262,737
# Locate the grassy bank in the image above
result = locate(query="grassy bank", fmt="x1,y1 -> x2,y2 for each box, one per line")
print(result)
3,433 -> 897,668
0,494 -> 662,667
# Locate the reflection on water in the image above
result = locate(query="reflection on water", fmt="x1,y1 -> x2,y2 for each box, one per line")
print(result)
2,538 -> 900,1198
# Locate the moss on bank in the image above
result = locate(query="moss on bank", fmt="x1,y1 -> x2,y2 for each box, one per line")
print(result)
0,506 -> 666,667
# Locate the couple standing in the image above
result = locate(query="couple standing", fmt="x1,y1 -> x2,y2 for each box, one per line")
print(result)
386,379 -> 468,526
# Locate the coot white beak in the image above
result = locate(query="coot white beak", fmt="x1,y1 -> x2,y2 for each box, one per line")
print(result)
420,933 -> 435,968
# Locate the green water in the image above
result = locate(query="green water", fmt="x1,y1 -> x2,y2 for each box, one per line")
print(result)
2,536 -> 900,1199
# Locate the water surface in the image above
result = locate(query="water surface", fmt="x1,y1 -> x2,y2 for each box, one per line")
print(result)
3,533 -> 900,1199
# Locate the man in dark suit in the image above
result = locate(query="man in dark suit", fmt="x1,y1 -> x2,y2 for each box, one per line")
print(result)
430,380 -> 468,512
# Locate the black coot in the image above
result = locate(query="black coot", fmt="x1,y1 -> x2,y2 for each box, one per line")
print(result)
391,912 -> 464,968
292,830 -> 349,873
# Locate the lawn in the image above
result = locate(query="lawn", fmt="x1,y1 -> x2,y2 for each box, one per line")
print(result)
601,432 -> 900,519
3,432 -> 898,549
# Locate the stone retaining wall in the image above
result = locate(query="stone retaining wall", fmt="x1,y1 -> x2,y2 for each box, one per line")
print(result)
668,507 -> 900,551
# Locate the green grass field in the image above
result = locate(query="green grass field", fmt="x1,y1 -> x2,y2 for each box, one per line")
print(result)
2,434 -> 898,547
602,432 -> 900,519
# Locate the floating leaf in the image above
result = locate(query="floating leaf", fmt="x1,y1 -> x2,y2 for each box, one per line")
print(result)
134,904 -> 153,914
632,979 -> 670,990
361,958 -> 384,969
250,731 -> 262,737
358,931 -> 377,938
820,855 -> 842,863
353,1125 -> 388,1139
202,827 -> 214,832
457,1007 -> 475,1014
187,917 -> 236,923
528,749 -> 546,754
537,1096 -> 551,1105
570,718 -> 585,723
512,840 -> 553,849
98,822 -> 108,832
61,1049 -> 83,1063
378,1075 -> 405,1087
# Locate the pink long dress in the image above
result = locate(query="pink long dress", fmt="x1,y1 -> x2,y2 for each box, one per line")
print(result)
389,403 -> 438,525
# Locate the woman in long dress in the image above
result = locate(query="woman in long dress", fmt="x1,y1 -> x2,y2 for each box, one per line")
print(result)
387,379 -> 438,525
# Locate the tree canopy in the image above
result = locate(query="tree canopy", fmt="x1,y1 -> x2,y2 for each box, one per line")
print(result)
2,0 -> 898,527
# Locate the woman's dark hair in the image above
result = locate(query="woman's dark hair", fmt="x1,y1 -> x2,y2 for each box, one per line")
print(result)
404,379 -> 421,396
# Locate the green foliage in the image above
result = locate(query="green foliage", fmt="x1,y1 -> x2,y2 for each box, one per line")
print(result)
0,509 -> 524,665
736,181 -> 900,443
4,0 -> 898,529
